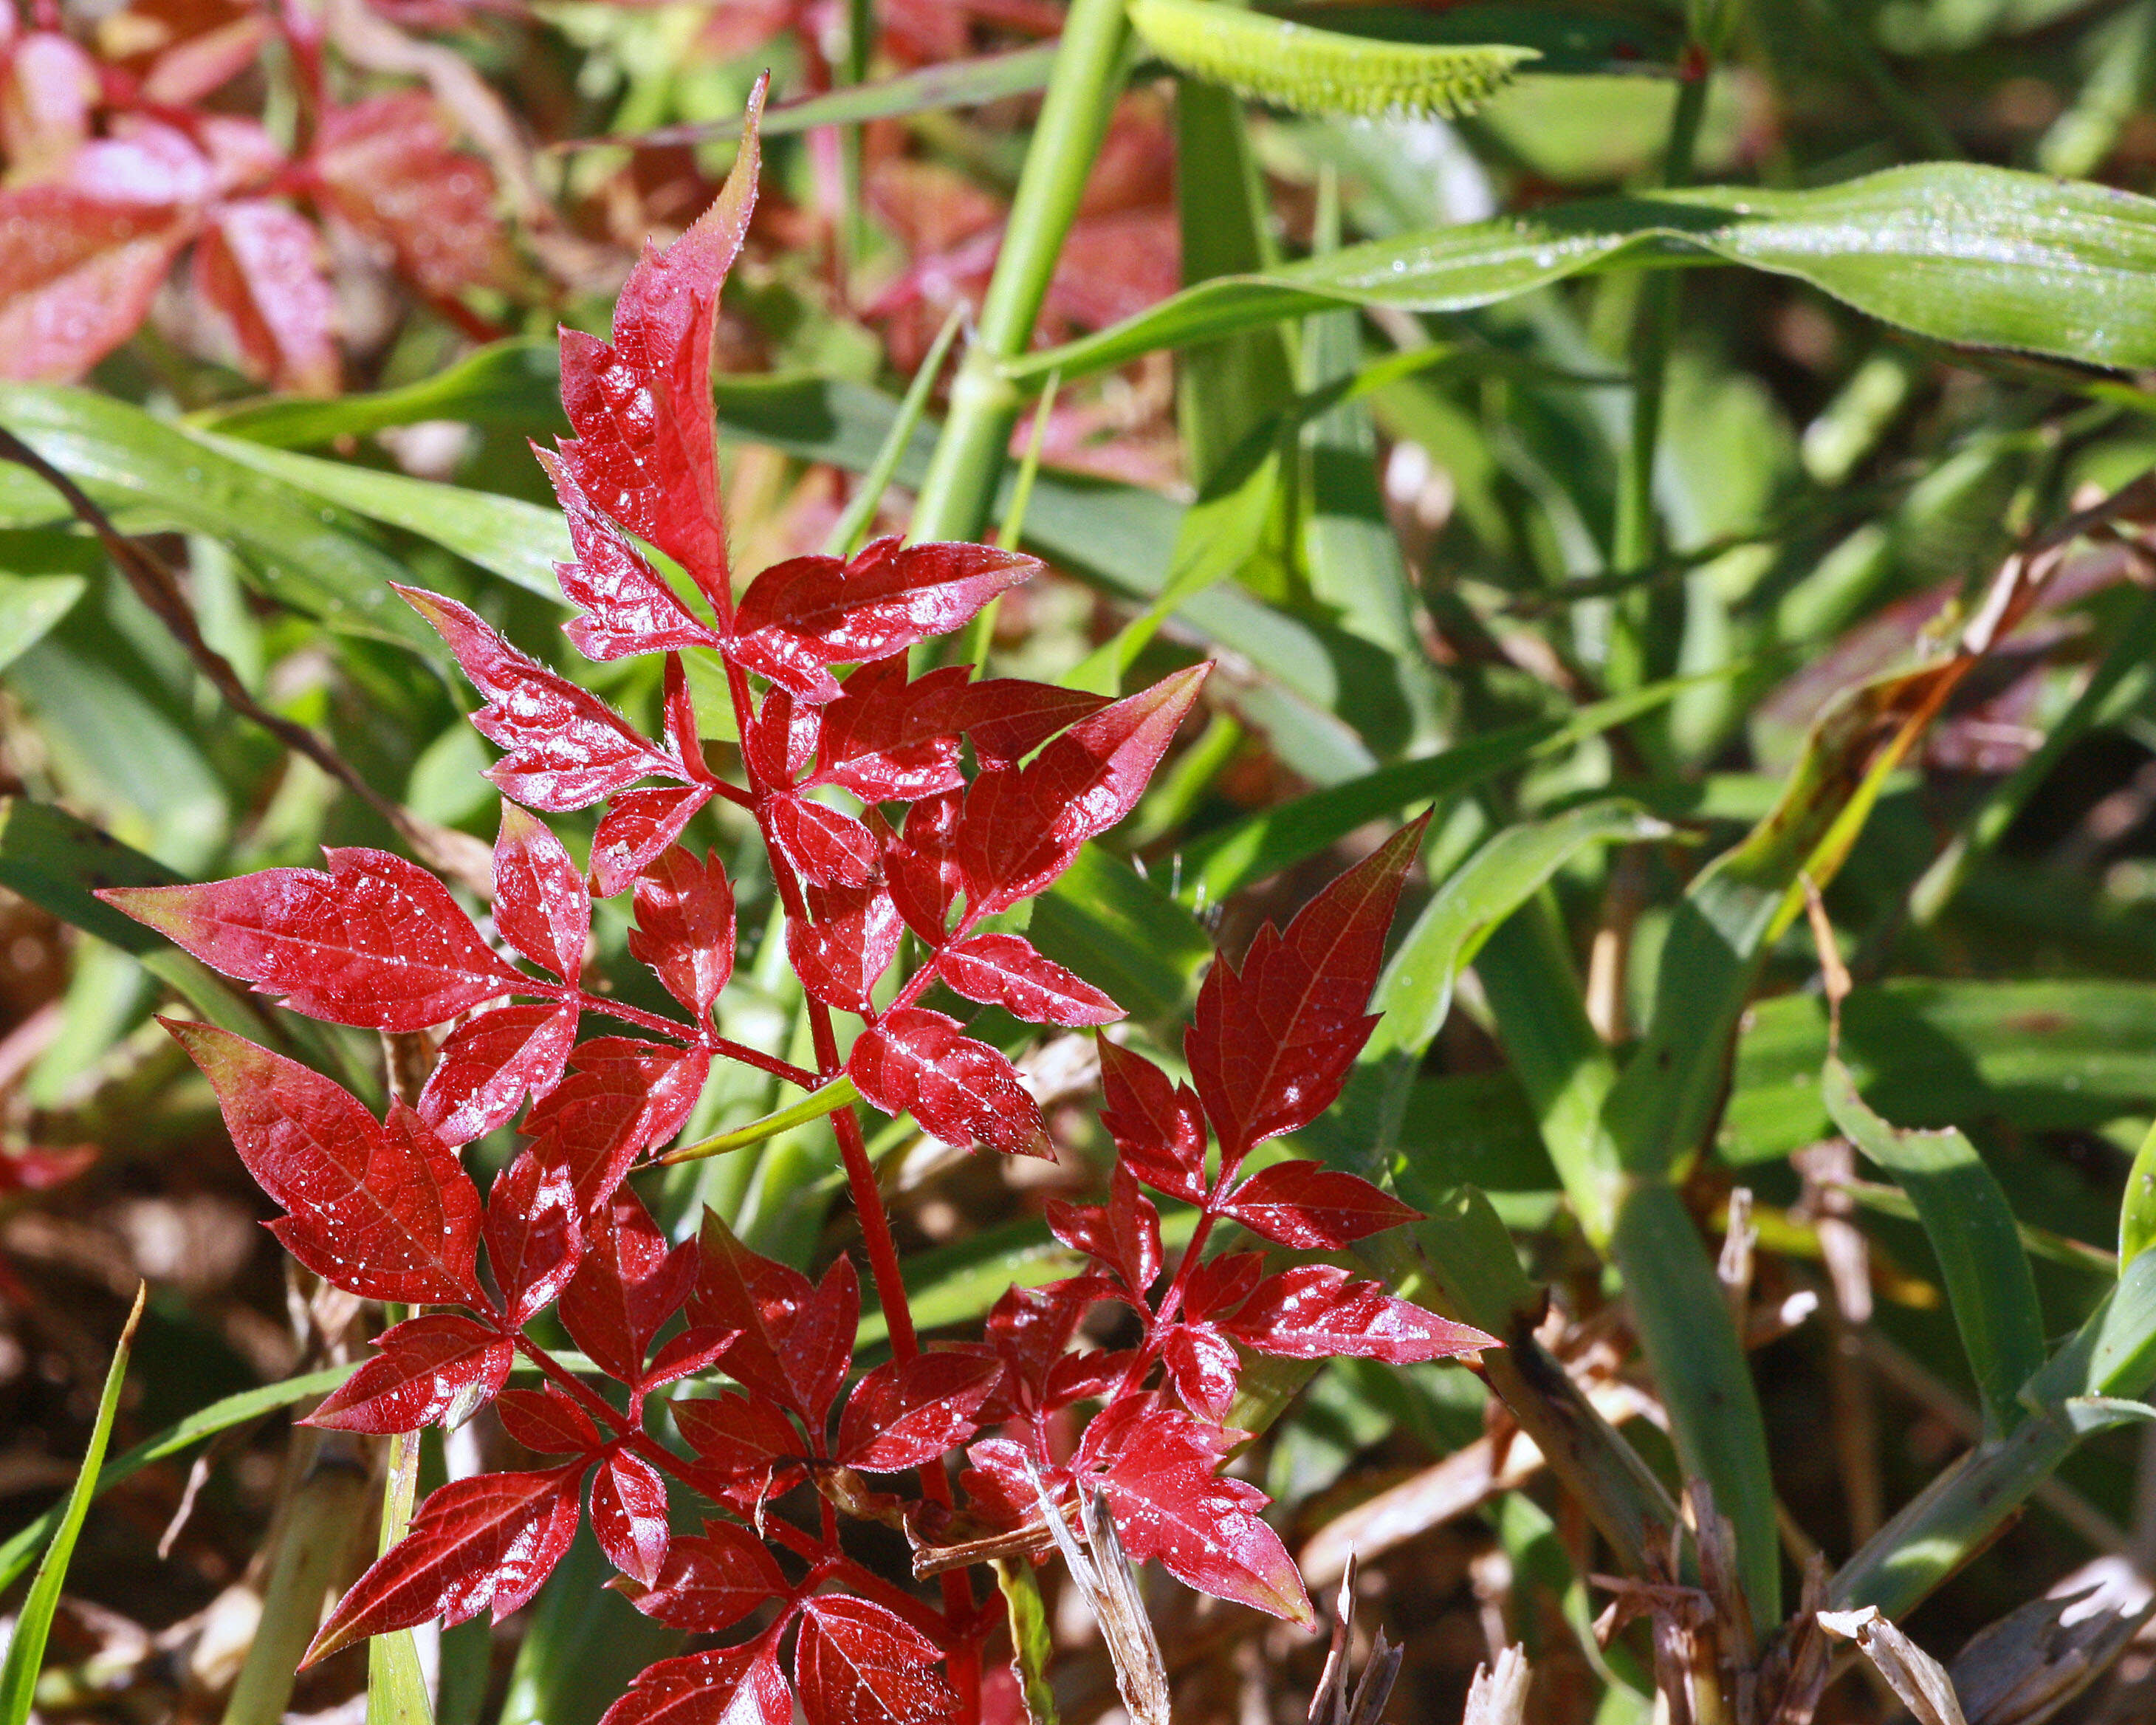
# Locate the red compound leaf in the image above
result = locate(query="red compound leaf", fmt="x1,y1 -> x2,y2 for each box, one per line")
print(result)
559,1189 -> 697,1387
599,1642 -> 793,1725
836,1351 -> 1002,1472
416,1002 -> 578,1148
307,1314 -> 512,1436
1161,1324 -> 1241,1422
690,1214 -> 858,1421
1096,1038 -> 1208,1205
484,1150 -> 584,1328
592,1448 -> 671,1585
671,1393 -> 806,1513
958,665 -> 1208,913
310,93 -> 511,300
306,1465 -> 583,1664
495,803 -> 590,983
814,660 -> 967,803
984,1278 -> 1109,1414
616,1522 -> 786,1632
883,790 -> 962,945
769,795 -> 878,889
732,537 -> 1040,702
1220,1162 -> 1421,1249
193,199 -> 337,394
848,1008 -> 1048,1159
101,849 -> 520,1034
497,1386 -> 603,1455
536,446 -> 722,662
592,785 -> 716,899
399,586 -> 683,814
950,679 -> 1110,769
1185,820 -> 1424,1166
168,1021 -> 481,1305
628,846 -> 735,1019
743,685 -> 820,788
1221,1266 -> 1495,1364
521,1039 -> 710,1218
1179,1251 -> 1265,1325
1098,1408 -> 1312,1628
1045,1167 -> 1161,1302
938,933 -> 1121,1027
785,879 -> 902,1015
644,1325 -> 738,1392
957,1437 -> 1046,1533
794,1596 -> 963,1725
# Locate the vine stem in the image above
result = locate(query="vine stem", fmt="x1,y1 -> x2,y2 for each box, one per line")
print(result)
574,987 -> 817,1088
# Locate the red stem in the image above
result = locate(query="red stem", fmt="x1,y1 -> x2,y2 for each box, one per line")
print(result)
571,987 -> 817,1088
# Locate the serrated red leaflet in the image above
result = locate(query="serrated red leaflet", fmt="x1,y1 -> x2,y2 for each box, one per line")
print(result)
495,803 -> 590,982
555,76 -> 763,608
592,785 -> 716,899
560,1189 -> 697,1386
731,537 -> 1041,703
628,846 -> 735,1018
1179,1251 -> 1264,1324
1185,820 -> 1424,1164
1161,1325 -> 1241,1422
617,1523 -> 786,1630
671,1392 -> 806,1512
836,1351 -> 1002,1472
1096,1038 -> 1208,1204
690,1214 -> 858,1420
884,790 -> 962,945
950,679 -> 1113,769
311,93 -> 510,299
1046,1167 -> 1160,1301
1221,1162 -> 1421,1248
1099,1408 -> 1312,1628
664,656 -> 711,782
958,1437 -> 1046,1532
644,1325 -> 738,1391
848,1008 -> 1049,1159
497,1386 -> 603,1455
307,1314 -> 512,1435
522,1039 -> 711,1216
598,1642 -> 792,1725
1043,1346 -> 1131,1413
417,1002 -> 578,1148
985,1278 -> 1107,1414
958,665 -> 1209,913
814,659 -> 967,803
101,849 -> 519,1033
786,879 -> 903,1015
167,1020 -> 481,1304
399,585 -> 684,814
536,446 -> 721,662
744,685 -> 820,787
193,199 -> 337,394
306,1465 -> 583,1663
1221,1266 -> 1495,1363
794,1596 -> 963,1725
592,1448 -> 671,1585
769,795 -> 878,889
485,1149 -> 584,1327
938,933 -> 1122,1027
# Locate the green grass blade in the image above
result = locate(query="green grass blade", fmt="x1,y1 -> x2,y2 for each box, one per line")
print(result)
833,305 -> 964,559
368,1435 -> 435,1725
995,1560 -> 1061,1725
0,1285 -> 145,1724
2127,1119 -> 2156,1269
0,573 -> 84,672
196,341 -> 565,448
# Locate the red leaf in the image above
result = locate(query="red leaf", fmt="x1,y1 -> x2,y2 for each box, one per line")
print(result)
744,685 -> 820,787
617,1522 -> 786,1630
950,679 -> 1112,769
939,933 -> 1121,1027
770,795 -> 878,889
984,1278 -> 1108,1414
836,1351 -> 1002,1472
1221,1266 -> 1495,1363
592,1448 -> 670,1585
1045,1167 -> 1160,1301
555,78 -> 765,608
536,446 -> 721,662
399,586 -> 683,814
1099,1409 -> 1312,1628
1184,820 -> 1424,1163
599,1642 -> 792,1725
1096,1039 -> 1208,1205
732,537 -> 1040,702
690,1214 -> 857,1420
958,1436 -> 1046,1532
193,199 -> 337,394
497,1386 -> 602,1455
311,94 -> 510,298
794,1596 -> 962,1725
101,849 -> 519,1033
484,1150 -> 584,1327
644,1325 -> 738,1390
814,660 -> 967,802
1221,1162 -> 1421,1249
848,1008 -> 1048,1159
671,1393 -> 805,1512
306,1466 -> 583,1663
167,1020 -> 481,1304
785,879 -> 902,1015
958,665 -> 1208,913
307,1314 -> 512,1435
1161,1325 -> 1240,1422
521,1039 -> 710,1217
883,791 -> 962,945
1179,1251 -> 1263,1324
592,785 -> 715,899
560,1189 -> 696,1385
0,126 -> 207,382
495,803 -> 589,982
628,846 -> 735,1018
417,1002 -> 577,1148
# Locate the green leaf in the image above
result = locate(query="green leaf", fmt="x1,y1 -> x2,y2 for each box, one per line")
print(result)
2123,1118 -> 2156,1269
196,341 -> 566,449
1823,1057 -> 2047,1437
0,1286 -> 143,1725
995,1560 -> 1061,1725
0,572 -> 84,672
1131,0 -> 1537,117
1011,165 -> 2156,380
370,1434 -> 436,1725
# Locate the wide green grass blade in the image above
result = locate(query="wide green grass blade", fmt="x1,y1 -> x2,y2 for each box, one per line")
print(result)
1011,165 -> 2156,379
0,572 -> 84,671
2125,1119 -> 2156,1268
1824,1057 -> 2047,1436
0,1286 -> 144,1724
196,341 -> 566,448
369,1435 -> 435,1725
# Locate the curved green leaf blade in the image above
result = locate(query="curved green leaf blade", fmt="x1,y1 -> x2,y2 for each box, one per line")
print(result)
0,573 -> 84,672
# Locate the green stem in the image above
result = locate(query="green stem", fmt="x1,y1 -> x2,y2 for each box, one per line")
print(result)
907,0 -> 1131,543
